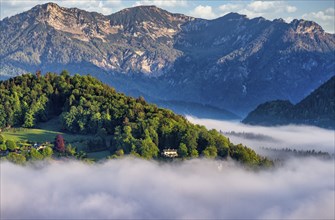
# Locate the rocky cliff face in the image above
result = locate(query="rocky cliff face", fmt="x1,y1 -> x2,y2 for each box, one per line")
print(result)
1,3 -> 334,115
0,3 -> 192,76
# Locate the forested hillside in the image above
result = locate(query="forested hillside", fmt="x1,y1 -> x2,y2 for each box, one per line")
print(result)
0,72 -> 271,166
243,76 -> 335,129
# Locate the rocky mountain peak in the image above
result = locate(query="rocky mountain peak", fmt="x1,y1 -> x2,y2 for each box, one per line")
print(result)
290,19 -> 324,34
109,5 -> 192,29
31,2 -> 63,18
120,5 -> 163,14
273,18 -> 285,23
116,5 -> 189,19
221,12 -> 248,21
42,2 -> 61,12
284,18 -> 334,52
29,3 -> 111,42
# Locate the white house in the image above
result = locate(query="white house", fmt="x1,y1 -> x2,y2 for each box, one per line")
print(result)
162,149 -> 178,158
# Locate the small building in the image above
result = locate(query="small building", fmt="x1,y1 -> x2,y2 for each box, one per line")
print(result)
37,145 -> 46,151
162,149 -> 178,158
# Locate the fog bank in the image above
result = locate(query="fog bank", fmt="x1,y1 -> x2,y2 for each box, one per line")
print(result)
187,116 -> 335,154
1,158 -> 334,219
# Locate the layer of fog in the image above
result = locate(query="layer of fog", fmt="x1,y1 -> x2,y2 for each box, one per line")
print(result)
187,116 -> 335,155
1,158 -> 334,219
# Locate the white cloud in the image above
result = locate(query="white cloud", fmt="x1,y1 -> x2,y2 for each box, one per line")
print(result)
216,1 -> 297,21
238,8 -> 263,19
247,1 -> 296,13
0,0 -> 39,18
248,1 -> 277,13
1,157 -> 334,219
187,116 -> 335,154
134,0 -> 187,8
190,5 -> 216,19
303,7 -> 334,21
325,8 -> 335,15
246,1 -> 296,16
219,3 -> 242,14
218,3 -> 244,17
286,5 -> 297,13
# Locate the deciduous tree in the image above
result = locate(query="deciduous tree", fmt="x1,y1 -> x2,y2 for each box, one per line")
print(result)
6,140 -> 17,151
54,134 -> 65,153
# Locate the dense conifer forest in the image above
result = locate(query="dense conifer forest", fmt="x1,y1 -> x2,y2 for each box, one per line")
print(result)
0,71 -> 272,166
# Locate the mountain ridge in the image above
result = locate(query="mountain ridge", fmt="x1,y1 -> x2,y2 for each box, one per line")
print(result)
1,2 -> 334,115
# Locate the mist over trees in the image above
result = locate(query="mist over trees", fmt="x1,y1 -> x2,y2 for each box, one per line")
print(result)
1,158 -> 334,219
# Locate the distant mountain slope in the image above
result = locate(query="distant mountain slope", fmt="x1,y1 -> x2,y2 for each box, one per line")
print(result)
153,100 -> 240,120
166,14 -> 335,114
1,3 -> 334,115
243,76 -> 335,129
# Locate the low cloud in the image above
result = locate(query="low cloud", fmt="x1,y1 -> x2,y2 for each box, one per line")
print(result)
219,3 -> 242,13
248,1 -> 278,13
303,8 -> 335,22
247,1 -> 296,13
218,1 -> 296,18
187,116 -> 335,154
1,158 -> 334,219
190,5 -> 217,19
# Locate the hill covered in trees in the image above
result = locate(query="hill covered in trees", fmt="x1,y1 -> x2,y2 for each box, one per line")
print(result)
0,72 -> 271,166
243,76 -> 335,129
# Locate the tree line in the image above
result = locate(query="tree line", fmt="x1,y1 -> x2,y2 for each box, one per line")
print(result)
0,71 -> 272,166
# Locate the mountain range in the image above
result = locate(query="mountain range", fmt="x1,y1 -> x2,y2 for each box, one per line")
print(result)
1,3 -> 334,116
243,76 -> 335,129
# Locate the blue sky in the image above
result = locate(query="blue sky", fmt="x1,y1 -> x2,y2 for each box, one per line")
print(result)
1,0 -> 334,32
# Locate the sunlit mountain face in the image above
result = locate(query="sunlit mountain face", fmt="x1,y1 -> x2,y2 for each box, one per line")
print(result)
1,3 -> 334,116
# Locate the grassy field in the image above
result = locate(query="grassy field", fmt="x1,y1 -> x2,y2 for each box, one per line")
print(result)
2,118 -> 91,145
1,127 -> 90,144
87,151 -> 111,160
2,128 -> 63,143
1,116 -> 114,159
